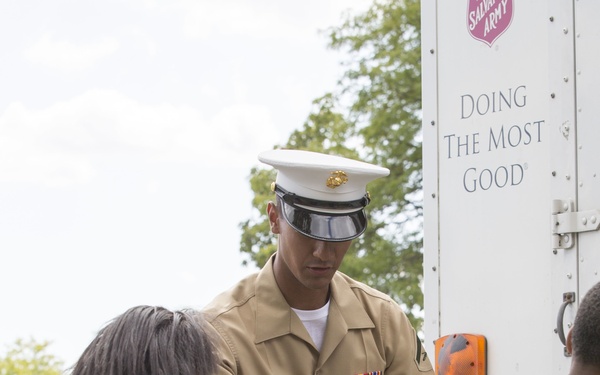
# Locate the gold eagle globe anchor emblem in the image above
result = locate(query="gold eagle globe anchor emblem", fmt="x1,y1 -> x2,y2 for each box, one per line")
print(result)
326,170 -> 348,189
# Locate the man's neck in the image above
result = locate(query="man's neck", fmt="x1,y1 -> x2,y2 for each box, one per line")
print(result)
272,254 -> 331,310
569,360 -> 600,375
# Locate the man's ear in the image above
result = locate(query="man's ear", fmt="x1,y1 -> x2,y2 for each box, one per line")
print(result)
267,202 -> 280,234
566,327 -> 573,355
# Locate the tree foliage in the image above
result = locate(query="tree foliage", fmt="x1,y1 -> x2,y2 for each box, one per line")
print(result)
0,338 -> 63,375
239,0 -> 424,328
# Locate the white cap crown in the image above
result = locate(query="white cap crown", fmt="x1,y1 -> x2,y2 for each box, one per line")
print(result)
259,149 -> 390,203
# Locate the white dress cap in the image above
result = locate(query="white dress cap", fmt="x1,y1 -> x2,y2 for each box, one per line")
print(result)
258,149 -> 390,242
258,149 -> 390,203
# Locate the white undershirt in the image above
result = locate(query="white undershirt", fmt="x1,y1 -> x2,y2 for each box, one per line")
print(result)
291,300 -> 330,351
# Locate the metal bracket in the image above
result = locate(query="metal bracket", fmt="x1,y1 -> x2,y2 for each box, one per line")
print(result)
552,199 -> 600,249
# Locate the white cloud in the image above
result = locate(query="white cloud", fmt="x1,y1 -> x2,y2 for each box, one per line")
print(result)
174,0 -> 370,41
24,34 -> 119,70
0,89 -> 279,187
131,27 -> 158,56
177,1 -> 291,40
212,103 -> 275,150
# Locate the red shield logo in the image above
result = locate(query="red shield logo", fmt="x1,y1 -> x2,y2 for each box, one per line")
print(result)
467,0 -> 514,47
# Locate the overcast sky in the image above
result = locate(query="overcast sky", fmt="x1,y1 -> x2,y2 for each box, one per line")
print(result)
0,0 -> 370,369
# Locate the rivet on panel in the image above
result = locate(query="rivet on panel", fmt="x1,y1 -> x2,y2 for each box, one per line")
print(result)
431,120 -> 435,126
566,175 -> 571,180
549,16 -> 554,22
563,77 -> 569,82
563,28 -> 569,34
551,93 -> 556,98
582,217 -> 588,225
567,273 -> 572,279
591,216 -> 597,224
430,49 -> 435,54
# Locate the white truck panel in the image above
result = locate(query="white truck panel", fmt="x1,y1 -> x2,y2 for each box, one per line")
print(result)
422,1 -> 600,373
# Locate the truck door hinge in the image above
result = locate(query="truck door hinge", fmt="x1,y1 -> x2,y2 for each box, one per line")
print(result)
552,199 -> 600,249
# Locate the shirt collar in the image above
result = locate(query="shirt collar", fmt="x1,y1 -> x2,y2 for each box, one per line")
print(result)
254,253 -> 374,344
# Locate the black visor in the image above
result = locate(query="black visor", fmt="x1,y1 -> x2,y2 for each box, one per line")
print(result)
280,201 -> 367,241
274,185 -> 369,241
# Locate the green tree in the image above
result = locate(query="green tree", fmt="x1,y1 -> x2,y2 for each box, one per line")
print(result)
0,338 -> 64,375
239,0 -> 424,329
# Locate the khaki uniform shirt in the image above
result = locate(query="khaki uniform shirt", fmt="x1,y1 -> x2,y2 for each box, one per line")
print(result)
202,255 -> 434,375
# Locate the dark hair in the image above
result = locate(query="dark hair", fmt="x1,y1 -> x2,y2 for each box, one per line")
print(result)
572,282 -> 600,366
71,305 -> 217,375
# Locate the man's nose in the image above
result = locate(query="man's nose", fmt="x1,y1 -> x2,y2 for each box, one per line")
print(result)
312,240 -> 334,260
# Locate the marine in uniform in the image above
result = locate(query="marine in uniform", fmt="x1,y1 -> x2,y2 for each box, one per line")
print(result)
202,149 -> 434,375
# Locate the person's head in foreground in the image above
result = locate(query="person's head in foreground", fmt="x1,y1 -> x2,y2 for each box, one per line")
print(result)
567,281 -> 600,375
71,305 -> 217,375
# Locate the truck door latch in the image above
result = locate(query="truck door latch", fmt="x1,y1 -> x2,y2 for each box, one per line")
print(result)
555,291 -> 575,356
552,199 -> 600,249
